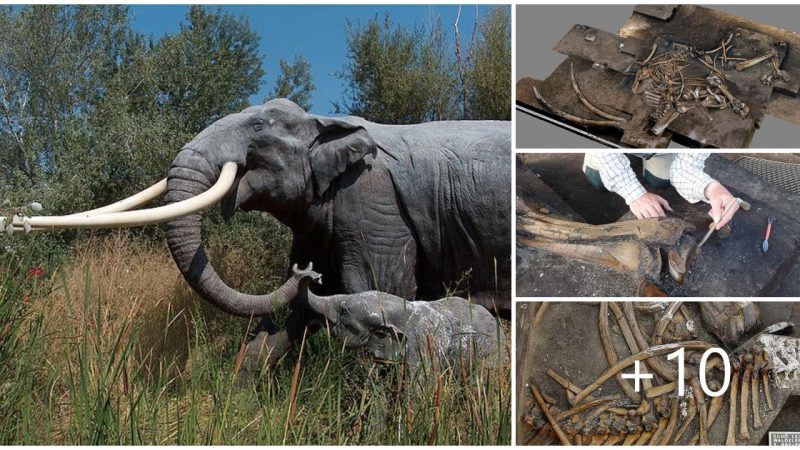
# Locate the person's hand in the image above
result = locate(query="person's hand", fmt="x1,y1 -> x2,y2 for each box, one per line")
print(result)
705,181 -> 738,229
630,193 -> 673,219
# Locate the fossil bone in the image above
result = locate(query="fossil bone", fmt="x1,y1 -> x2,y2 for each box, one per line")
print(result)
653,302 -> 683,345
651,107 -> 681,136
751,346 -> 764,429
569,62 -> 628,123
533,302 -> 550,328
573,398 -> 627,435
656,397 -> 680,445
671,393 -> 696,444
705,75 -> 748,117
621,410 -> 641,445
648,414 -> 669,444
533,85 -> 626,128
739,353 -> 753,440
546,368 -> 597,405
599,302 -> 642,402
644,381 -> 675,398
735,49 -> 778,71
517,209 -> 696,284
621,433 -> 639,446
633,428 -> 654,445
530,383 -> 572,446
688,380 -> 724,445
761,348 -> 774,410
608,302 -> 644,357
700,302 -> 763,348
623,302 -> 677,382
554,395 -> 620,422
690,377 -> 709,445
726,356 -> 741,445
572,341 -> 714,405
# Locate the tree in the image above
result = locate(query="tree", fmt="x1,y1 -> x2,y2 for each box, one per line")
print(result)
0,5 -> 267,217
0,5 -> 130,191
336,15 -> 457,124
154,5 -> 265,133
465,6 -> 511,120
268,55 -> 315,111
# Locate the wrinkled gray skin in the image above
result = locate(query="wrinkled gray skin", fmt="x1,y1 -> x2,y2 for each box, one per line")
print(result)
164,99 -> 510,366
282,264 -> 504,369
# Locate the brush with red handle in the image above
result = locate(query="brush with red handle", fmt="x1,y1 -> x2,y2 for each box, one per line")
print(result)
762,216 -> 774,253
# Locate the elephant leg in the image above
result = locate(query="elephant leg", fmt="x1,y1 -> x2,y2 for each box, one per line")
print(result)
338,238 -> 417,297
241,328 -> 293,373
240,305 -> 322,374
336,213 -> 418,297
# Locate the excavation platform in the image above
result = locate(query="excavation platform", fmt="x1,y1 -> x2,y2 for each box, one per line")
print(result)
516,5 -> 800,148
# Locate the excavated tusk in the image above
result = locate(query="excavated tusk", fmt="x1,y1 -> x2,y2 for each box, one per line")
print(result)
68,178 -> 168,217
9,162 -> 237,230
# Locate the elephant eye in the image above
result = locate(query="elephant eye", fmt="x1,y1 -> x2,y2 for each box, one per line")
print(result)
252,118 -> 265,132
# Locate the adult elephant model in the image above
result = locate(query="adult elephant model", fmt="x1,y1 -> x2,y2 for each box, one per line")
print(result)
9,99 -> 510,365
169,99 -> 510,363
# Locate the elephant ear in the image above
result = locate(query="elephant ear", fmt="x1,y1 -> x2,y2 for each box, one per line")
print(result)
309,117 -> 377,196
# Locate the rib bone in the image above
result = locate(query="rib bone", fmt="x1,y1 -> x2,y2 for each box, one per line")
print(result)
726,357 -> 741,445
599,302 -> 641,402
530,383 -> 572,446
689,380 -> 724,445
762,349 -> 774,410
572,341 -> 714,405
569,62 -> 628,123
657,397 -> 679,445
691,377 -> 709,445
752,347 -> 764,429
739,354 -> 753,440
672,394 -> 697,444
533,85 -> 624,128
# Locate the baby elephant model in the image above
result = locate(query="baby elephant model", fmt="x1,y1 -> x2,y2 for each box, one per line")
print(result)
253,264 -> 505,369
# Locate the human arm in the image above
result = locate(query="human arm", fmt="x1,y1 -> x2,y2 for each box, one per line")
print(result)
670,153 -> 737,228
590,153 -> 672,218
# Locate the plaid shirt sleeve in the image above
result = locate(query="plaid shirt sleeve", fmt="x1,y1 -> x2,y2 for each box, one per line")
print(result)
590,153 -> 647,205
670,153 -> 715,203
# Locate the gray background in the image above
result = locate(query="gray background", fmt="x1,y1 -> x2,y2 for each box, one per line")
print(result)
516,5 -> 800,148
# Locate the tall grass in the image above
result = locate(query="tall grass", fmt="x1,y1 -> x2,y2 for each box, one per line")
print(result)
0,234 -> 510,445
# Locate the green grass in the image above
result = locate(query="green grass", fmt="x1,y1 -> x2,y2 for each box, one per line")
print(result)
0,240 -> 510,445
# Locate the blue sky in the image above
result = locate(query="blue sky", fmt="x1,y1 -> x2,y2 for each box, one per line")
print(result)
130,5 -> 496,116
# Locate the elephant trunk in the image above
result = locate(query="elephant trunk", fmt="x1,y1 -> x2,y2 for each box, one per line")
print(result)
165,148 -> 296,317
306,290 -> 335,321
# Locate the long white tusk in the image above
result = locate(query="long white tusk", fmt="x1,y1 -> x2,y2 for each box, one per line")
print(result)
2,178 -> 168,232
67,178 -> 168,217
8,162 -> 237,230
